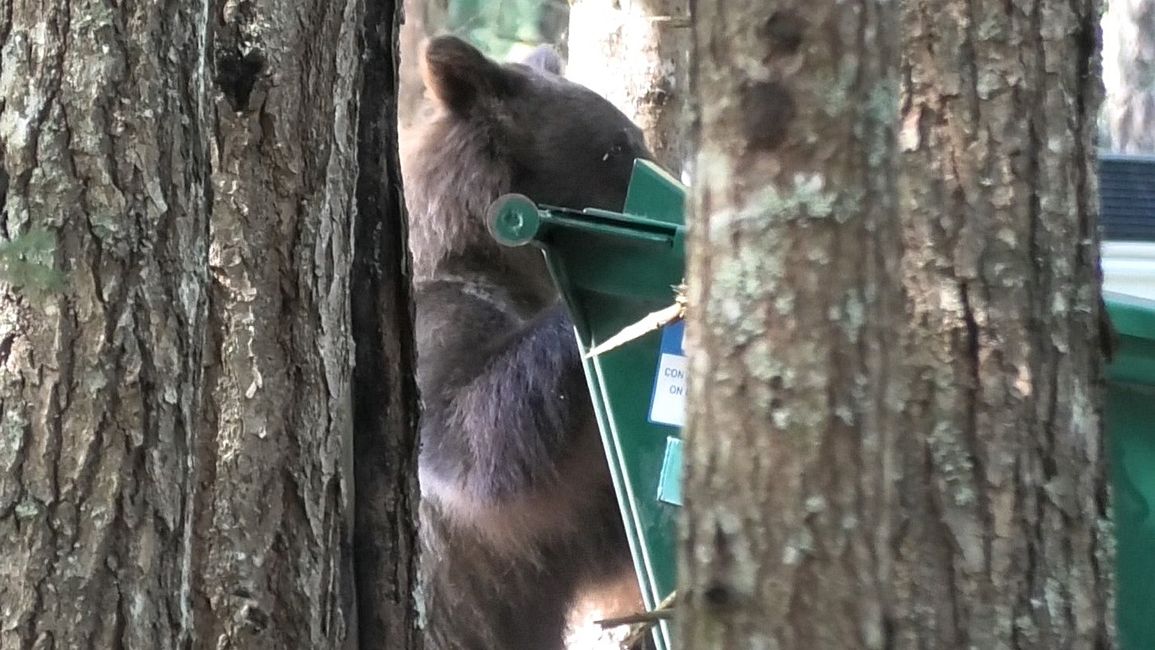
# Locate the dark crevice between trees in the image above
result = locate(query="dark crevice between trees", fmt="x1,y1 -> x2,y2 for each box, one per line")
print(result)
1070,3 -> 1114,642
350,0 -> 421,648
1069,7 -> 1116,362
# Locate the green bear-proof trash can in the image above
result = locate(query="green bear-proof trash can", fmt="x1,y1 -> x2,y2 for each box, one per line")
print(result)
489,163 -> 1155,650
489,159 -> 686,649
1105,291 -> 1155,650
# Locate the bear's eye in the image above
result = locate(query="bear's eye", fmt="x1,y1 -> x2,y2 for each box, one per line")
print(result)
601,131 -> 633,161
602,143 -> 626,161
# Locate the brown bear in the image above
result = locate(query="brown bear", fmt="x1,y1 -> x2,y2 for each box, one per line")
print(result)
401,36 -> 653,649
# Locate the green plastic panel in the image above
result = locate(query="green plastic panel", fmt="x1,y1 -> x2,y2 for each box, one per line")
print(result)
1105,291 -> 1155,386
488,159 -> 686,650
623,162 -> 685,225
1105,291 -> 1155,650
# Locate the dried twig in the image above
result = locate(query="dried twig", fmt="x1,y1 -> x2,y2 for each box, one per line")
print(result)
585,283 -> 687,358
595,609 -> 674,628
595,591 -> 678,650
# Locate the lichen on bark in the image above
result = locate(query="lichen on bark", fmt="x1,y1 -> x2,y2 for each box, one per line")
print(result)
681,0 -> 1109,646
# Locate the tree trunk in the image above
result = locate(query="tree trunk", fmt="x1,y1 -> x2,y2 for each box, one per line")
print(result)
567,0 -> 692,175
681,0 -> 1110,647
680,0 -> 905,646
0,0 -> 420,647
895,0 -> 1110,644
1101,0 -> 1155,152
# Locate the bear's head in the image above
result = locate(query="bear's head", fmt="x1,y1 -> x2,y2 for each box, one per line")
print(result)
404,36 -> 652,280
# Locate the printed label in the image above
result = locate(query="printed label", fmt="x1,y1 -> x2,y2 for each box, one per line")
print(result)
648,321 -> 686,427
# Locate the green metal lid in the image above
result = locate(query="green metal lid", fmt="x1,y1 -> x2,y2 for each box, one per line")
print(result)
1106,291 -> 1155,340
1105,291 -> 1155,386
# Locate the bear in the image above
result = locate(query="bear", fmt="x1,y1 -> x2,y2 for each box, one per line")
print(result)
401,36 -> 653,650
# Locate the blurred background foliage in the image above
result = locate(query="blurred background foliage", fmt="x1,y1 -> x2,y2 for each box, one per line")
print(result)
444,0 -> 570,60
398,0 -> 572,128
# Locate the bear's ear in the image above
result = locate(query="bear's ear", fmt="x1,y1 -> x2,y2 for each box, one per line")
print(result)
422,36 -> 509,113
519,45 -> 563,76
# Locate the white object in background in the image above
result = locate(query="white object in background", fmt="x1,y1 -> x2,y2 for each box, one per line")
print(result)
1102,242 -> 1155,301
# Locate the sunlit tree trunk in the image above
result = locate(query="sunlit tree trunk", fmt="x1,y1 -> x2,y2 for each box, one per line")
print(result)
680,0 -> 905,645
896,0 -> 1110,643
0,0 -> 420,646
681,0 -> 1110,646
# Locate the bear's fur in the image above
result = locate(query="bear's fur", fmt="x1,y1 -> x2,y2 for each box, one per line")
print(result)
401,36 -> 652,649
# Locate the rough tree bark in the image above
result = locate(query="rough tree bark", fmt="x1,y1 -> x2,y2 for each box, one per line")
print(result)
1101,0 -> 1155,152
567,0 -> 692,175
0,0 -> 419,647
896,0 -> 1109,644
0,0 -> 220,643
680,0 -> 905,646
681,0 -> 1109,647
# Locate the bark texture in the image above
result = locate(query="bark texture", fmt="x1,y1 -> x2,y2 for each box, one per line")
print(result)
680,1 -> 904,647
897,0 -> 1109,644
681,0 -> 1109,647
567,0 -> 692,174
1101,0 -> 1155,152
0,0 -> 419,646
0,0 -> 218,644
